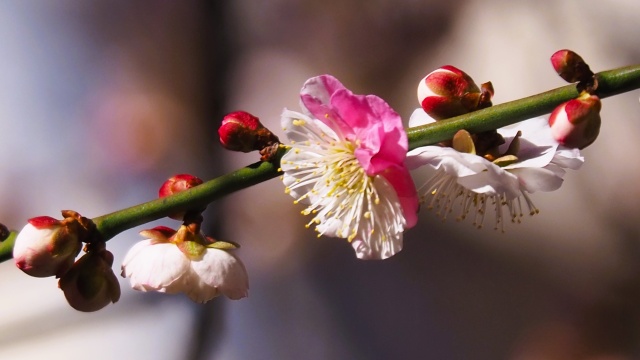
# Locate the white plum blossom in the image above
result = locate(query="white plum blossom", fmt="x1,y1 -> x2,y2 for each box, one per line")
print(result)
406,109 -> 584,230
280,75 -> 419,260
121,226 -> 248,303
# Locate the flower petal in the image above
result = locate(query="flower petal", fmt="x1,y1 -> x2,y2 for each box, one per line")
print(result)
510,167 -> 564,193
121,242 -> 189,292
190,249 -> 249,301
552,147 -> 584,169
408,108 -> 436,127
379,165 -> 419,228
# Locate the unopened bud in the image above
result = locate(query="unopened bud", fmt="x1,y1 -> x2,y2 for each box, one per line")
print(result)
549,93 -> 601,149
159,174 -> 205,220
417,65 -> 493,120
58,244 -> 120,312
550,49 -> 595,85
218,111 -> 280,158
13,215 -> 85,278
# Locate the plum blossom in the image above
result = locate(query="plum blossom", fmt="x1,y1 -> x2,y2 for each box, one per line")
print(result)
406,109 -> 584,230
280,75 -> 419,260
121,226 -> 249,303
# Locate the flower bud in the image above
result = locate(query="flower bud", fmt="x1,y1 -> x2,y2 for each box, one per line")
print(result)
158,174 -> 205,220
550,49 -> 594,84
13,216 -> 83,277
159,174 -> 203,197
59,245 -> 120,312
549,93 -> 601,149
218,111 -> 280,156
417,65 -> 493,120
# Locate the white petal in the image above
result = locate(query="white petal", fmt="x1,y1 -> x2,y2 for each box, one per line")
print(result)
499,117 -> 554,146
190,249 -> 249,301
509,167 -> 564,193
354,176 -> 405,260
122,242 -> 189,292
408,108 -> 436,128
552,148 -> 584,170
281,109 -> 339,144
121,239 -> 152,270
406,146 -> 487,176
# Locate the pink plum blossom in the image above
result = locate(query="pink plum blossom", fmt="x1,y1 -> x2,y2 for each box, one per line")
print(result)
280,75 -> 419,259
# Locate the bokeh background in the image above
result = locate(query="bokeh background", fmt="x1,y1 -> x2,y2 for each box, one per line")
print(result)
1,1 -> 640,359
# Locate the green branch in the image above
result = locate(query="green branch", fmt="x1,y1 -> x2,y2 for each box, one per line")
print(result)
407,65 -> 640,149
0,232 -> 17,263
1,64 -> 640,262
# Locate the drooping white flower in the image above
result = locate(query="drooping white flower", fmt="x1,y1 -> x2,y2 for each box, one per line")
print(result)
121,226 -> 249,303
280,75 -> 419,260
406,109 -> 584,230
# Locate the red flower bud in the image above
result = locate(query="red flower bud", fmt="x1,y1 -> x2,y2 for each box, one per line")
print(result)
218,111 -> 279,156
159,174 -> 203,198
550,49 -> 594,84
159,174 -> 205,220
417,65 -> 492,120
549,93 -> 601,149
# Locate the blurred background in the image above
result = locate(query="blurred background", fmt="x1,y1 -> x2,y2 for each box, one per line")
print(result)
1,1 -> 640,359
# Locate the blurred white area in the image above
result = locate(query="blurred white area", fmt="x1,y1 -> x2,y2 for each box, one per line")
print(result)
1,0 -> 640,359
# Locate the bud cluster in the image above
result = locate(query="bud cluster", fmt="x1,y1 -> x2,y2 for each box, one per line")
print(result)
12,210 -> 120,312
548,49 -> 602,149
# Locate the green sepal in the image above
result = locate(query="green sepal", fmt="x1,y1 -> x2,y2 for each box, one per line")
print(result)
207,240 -> 240,250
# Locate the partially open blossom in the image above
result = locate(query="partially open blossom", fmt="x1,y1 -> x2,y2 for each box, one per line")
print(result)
58,244 -> 120,312
550,49 -> 594,84
159,174 -> 205,220
549,93 -> 601,149
121,226 -> 249,303
13,215 -> 85,277
417,65 -> 493,120
219,111 -> 280,160
280,75 -> 419,260
406,109 -> 584,230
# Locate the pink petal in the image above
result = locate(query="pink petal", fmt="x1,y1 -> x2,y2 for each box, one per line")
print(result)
300,75 -> 353,139
378,165 -> 419,228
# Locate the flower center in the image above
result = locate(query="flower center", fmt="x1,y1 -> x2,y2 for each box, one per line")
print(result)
282,130 -> 399,244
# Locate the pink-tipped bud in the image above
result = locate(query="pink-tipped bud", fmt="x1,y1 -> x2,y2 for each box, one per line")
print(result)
549,93 -> 601,149
159,174 -> 203,198
13,216 -> 83,278
550,49 -> 594,84
417,65 -> 492,120
58,245 -> 120,312
159,174 -> 205,220
218,111 -> 279,156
